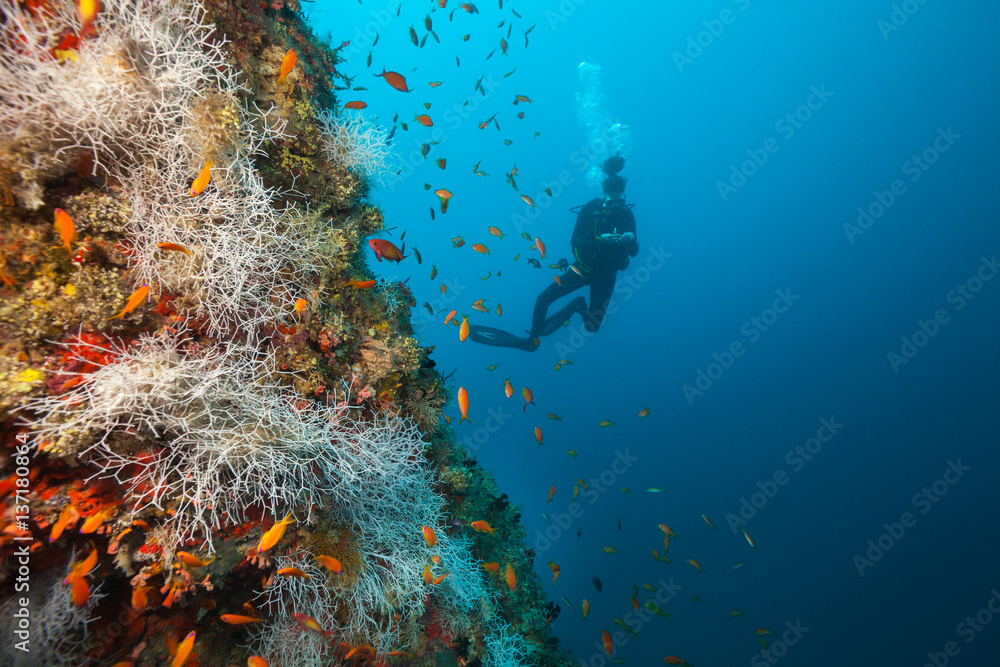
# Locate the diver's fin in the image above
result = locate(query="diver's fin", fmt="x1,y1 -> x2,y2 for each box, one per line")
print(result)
537,297 -> 587,337
468,325 -> 538,351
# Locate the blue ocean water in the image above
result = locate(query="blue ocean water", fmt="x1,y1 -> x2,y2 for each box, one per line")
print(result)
309,2 -> 1000,665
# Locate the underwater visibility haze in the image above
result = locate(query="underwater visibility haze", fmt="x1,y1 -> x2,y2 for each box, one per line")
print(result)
0,0 -> 998,666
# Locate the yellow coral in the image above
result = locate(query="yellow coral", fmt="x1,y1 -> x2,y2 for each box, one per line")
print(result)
16,368 -> 42,384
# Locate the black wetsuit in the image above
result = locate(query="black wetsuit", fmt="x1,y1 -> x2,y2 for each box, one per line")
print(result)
530,197 -> 638,336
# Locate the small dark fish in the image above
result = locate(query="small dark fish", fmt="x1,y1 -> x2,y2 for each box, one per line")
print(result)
593,577 -> 602,592
617,518 -> 622,531
399,230 -> 406,241
409,25 -> 418,46
353,86 -> 368,91
413,246 -> 422,264
423,302 -> 433,315
513,9 -> 523,19
456,56 -> 460,67
430,30 -> 440,44
429,207 -> 435,220
424,183 -> 432,190
419,33 -> 428,48
421,143 -> 430,158
504,66 -> 517,78
366,51 -> 372,67
527,258 -> 541,268
373,31 -> 380,47
485,48 -> 496,60
430,264 -> 438,280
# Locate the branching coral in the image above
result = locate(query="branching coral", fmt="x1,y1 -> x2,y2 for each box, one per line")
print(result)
317,109 -> 396,185
22,328 -> 439,554
0,558 -> 104,667
0,0 -> 243,207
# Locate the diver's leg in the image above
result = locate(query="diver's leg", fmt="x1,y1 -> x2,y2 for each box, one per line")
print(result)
539,296 -> 588,336
529,270 -> 586,336
583,270 -> 617,333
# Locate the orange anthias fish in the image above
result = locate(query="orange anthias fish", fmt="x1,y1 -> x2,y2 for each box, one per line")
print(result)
247,657 -> 270,667
374,68 -> 411,92
292,613 -> 326,636
169,631 -> 196,667
220,614 -> 264,625
421,525 -> 437,547
53,208 -> 76,252
79,507 -> 114,534
659,524 -> 676,538
480,562 -> 500,572
520,194 -> 536,209
488,226 -> 505,239
459,314 -> 469,342
50,505 -> 78,542
504,377 -> 513,398
664,657 -> 690,665
548,561 -> 560,586
157,242 -> 193,257
535,237 -> 547,259
581,599 -> 590,619
176,551 -> 215,568
276,567 -> 312,578
78,0 -> 98,37
368,238 -> 405,263
190,160 -> 214,196
277,49 -> 296,87
316,554 -> 342,573
687,559 -> 703,572
444,309 -> 457,325
346,279 -> 377,289
701,513 -> 718,530
601,629 -> 613,656
472,243 -> 490,255
257,512 -> 295,554
414,113 -> 433,127
107,284 -> 150,321
342,101 -> 367,111
470,520 -> 496,535
534,426 -> 543,446
435,188 -> 453,213
457,386 -> 470,423
547,486 -> 556,503
522,386 -> 534,412
505,563 -> 517,590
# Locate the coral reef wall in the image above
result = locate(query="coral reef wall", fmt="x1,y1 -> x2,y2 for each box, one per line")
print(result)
0,1 -> 572,665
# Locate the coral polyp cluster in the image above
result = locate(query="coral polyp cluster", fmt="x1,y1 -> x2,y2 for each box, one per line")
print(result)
0,0 -> 570,665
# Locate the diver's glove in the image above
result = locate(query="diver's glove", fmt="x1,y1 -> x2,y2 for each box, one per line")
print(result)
618,232 -> 635,245
597,233 -> 620,244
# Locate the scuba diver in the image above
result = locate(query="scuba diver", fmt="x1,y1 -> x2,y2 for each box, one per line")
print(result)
469,156 -> 637,351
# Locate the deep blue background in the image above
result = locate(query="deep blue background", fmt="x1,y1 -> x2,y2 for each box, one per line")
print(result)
306,1 -> 1000,665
